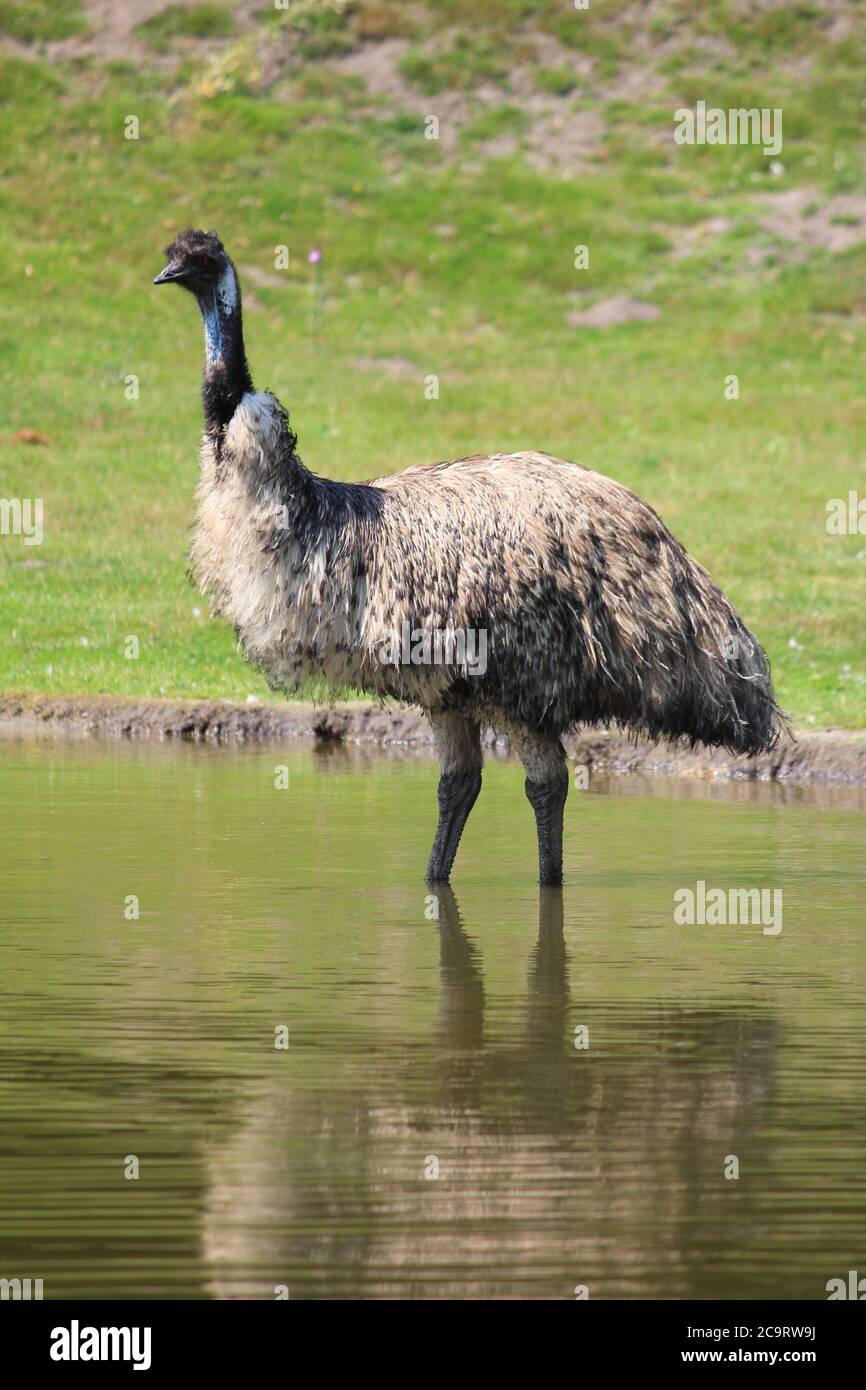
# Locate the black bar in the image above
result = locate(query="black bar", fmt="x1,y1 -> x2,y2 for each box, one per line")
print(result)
1,1299 -> 860,1375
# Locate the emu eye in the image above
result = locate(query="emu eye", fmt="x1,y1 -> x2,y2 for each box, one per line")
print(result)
195,253 -> 211,266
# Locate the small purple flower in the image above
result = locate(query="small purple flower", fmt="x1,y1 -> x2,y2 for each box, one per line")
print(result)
308,248 -> 322,265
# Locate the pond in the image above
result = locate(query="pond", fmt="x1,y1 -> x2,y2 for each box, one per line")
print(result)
1,736 -> 864,1299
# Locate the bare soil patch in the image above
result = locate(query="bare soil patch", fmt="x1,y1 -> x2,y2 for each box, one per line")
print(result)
567,296 -> 660,328
352,354 -> 419,379
754,188 -> 866,257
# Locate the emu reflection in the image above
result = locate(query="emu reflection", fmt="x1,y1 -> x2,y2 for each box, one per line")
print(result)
203,888 -> 781,1299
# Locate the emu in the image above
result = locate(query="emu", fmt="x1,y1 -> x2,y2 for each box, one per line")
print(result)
154,229 -> 784,886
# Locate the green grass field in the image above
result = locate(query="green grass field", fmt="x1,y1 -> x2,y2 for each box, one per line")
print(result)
1,0 -> 864,726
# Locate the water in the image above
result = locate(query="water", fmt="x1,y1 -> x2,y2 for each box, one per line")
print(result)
1,735 -> 865,1300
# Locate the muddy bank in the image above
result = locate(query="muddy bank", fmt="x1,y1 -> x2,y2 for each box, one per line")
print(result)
2,694 -> 866,787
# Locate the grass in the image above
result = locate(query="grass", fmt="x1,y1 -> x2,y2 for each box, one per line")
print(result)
534,65 -> 584,98
134,4 -> 236,48
0,0 -> 86,42
0,3 -> 864,727
398,34 -> 510,93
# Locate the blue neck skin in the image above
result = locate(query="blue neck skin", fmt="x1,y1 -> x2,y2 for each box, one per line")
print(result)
198,265 -> 238,364
194,264 -> 253,436
201,288 -> 224,364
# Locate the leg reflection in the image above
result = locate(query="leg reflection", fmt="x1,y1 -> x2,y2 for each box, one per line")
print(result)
431,883 -> 485,1053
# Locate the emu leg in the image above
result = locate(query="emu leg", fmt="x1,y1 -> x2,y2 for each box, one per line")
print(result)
426,770 -> 482,882
425,711 -> 483,883
505,723 -> 570,886
525,768 -> 569,887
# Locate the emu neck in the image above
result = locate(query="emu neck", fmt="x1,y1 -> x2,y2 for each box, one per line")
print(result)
196,264 -> 253,437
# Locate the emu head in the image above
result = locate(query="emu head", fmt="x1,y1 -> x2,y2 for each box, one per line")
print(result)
154,228 -> 252,427
153,228 -> 234,303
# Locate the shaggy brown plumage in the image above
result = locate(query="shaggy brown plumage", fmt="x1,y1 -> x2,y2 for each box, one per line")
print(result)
155,229 -> 786,885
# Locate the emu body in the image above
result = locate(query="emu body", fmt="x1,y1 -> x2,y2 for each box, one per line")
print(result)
155,229 -> 784,886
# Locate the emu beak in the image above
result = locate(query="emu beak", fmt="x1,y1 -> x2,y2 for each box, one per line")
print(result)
153,262 -> 183,285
